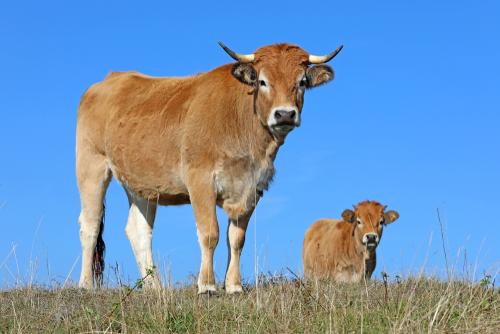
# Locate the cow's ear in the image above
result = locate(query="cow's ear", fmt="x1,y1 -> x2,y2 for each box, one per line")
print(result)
231,63 -> 257,86
383,210 -> 400,225
341,209 -> 355,223
306,65 -> 334,88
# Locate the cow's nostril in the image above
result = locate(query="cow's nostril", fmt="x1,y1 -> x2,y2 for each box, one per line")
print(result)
274,109 -> 296,122
365,234 -> 377,242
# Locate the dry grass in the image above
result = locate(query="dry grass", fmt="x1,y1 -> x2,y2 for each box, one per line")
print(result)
1,273 -> 498,333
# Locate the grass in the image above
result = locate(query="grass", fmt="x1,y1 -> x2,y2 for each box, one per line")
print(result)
1,273 -> 498,333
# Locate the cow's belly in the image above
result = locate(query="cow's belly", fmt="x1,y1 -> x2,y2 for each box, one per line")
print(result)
99,95 -> 191,202
106,155 -> 188,204
104,114 -> 189,203
306,254 -> 364,283
334,267 -> 363,283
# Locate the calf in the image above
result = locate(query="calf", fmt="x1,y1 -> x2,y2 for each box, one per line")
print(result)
302,200 -> 399,282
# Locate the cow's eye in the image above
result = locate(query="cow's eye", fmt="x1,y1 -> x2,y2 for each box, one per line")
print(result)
299,78 -> 307,87
356,218 -> 362,225
259,80 -> 267,87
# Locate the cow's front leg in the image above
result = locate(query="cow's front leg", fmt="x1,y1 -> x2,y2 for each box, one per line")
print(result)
187,171 -> 219,294
225,208 -> 254,294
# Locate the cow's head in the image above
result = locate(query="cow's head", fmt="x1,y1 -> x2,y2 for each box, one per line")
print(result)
219,42 -> 342,139
342,201 -> 399,251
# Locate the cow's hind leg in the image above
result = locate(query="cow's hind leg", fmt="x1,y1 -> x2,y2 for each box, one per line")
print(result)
125,191 -> 160,288
77,153 -> 111,289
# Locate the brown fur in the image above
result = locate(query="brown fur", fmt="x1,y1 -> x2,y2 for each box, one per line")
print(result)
302,201 -> 399,282
76,43 -> 340,292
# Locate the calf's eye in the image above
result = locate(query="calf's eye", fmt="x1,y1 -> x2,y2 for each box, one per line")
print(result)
259,80 -> 267,87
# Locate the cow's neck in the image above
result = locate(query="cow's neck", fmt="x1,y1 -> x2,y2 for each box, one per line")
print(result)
236,96 -> 282,163
347,225 -> 377,275
364,250 -> 377,278
257,128 -> 281,164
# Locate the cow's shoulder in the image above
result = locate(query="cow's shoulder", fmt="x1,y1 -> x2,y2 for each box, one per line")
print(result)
305,218 -> 342,241
314,218 -> 343,229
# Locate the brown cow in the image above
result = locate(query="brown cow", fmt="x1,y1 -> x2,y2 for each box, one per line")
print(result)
302,201 -> 399,282
76,42 -> 343,293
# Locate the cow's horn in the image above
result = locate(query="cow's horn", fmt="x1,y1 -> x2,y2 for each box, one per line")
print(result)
218,42 -> 255,63
308,44 -> 344,64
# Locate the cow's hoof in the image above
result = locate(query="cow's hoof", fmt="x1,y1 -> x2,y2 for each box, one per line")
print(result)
78,280 -> 94,290
225,284 -> 244,294
197,284 -> 217,295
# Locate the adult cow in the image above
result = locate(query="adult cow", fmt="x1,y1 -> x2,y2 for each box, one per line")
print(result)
76,42 -> 343,294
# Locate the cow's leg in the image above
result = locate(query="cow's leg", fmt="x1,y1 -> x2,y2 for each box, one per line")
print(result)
125,191 -> 159,288
224,210 -> 253,294
76,152 -> 111,289
187,171 -> 219,294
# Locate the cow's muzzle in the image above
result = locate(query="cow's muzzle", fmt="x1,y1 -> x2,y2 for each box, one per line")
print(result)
362,233 -> 379,249
269,108 -> 299,136
272,123 -> 296,135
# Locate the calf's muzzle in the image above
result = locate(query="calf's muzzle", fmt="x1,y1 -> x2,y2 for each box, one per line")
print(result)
362,233 -> 379,248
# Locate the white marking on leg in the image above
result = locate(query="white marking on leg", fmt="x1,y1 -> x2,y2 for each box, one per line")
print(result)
226,220 -> 243,290
226,284 -> 243,294
125,191 -> 158,286
78,212 -> 99,288
197,283 -> 216,294
196,226 -> 217,294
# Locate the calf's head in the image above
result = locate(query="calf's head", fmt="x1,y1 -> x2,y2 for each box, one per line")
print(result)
342,201 -> 399,251
219,42 -> 342,138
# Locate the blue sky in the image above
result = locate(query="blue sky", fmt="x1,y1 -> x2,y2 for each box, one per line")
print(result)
1,0 -> 499,287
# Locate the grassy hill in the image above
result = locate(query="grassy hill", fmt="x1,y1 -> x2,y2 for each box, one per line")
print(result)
1,274 -> 498,333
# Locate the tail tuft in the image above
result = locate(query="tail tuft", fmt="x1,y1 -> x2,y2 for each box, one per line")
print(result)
92,203 -> 106,287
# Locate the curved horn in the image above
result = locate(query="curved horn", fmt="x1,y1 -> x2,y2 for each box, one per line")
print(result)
308,44 -> 344,64
218,41 -> 255,63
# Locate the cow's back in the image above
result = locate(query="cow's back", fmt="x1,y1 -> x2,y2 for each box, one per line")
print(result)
77,71 -> 192,150
302,218 -> 342,279
76,71 -> 197,200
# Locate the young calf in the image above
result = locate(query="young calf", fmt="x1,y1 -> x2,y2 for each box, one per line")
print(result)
302,200 -> 399,282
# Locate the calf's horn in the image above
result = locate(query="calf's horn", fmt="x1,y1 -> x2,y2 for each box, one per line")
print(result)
218,42 -> 255,63
308,44 -> 344,64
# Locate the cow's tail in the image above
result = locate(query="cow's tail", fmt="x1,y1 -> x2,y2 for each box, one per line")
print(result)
92,202 -> 106,288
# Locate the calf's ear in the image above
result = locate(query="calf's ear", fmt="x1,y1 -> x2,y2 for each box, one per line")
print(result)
383,210 -> 400,225
306,65 -> 334,88
231,63 -> 257,86
341,209 -> 355,223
